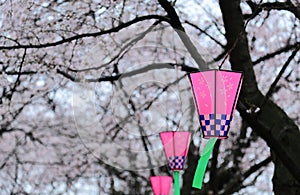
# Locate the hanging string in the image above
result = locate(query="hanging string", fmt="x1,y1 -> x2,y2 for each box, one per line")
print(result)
218,17 -> 252,70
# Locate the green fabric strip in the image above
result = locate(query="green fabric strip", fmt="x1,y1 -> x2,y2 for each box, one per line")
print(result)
174,171 -> 180,195
192,138 -> 218,189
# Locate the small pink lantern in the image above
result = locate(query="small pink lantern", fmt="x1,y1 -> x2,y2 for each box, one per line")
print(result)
159,131 -> 191,170
150,176 -> 172,195
189,70 -> 243,139
160,131 -> 191,195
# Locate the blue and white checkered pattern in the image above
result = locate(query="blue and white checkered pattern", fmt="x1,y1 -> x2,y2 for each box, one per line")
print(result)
168,156 -> 186,170
199,114 -> 232,137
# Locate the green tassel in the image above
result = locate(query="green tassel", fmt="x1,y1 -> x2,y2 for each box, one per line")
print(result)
192,138 -> 218,189
174,171 -> 180,195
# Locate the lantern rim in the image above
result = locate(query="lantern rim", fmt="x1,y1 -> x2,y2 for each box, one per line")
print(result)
202,135 -> 228,139
188,68 -> 244,74
150,175 -> 172,179
159,131 -> 192,134
159,131 -> 192,139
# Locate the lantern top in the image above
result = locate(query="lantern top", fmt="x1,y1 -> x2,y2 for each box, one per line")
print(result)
150,176 -> 172,195
189,68 -> 243,72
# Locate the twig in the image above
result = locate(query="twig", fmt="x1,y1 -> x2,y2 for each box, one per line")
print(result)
259,46 -> 299,108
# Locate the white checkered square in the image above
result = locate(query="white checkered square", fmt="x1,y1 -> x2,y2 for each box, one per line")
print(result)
226,115 -> 231,120
204,114 -> 210,120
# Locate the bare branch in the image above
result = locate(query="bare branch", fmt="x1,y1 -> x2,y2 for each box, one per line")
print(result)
0,15 -> 169,50
253,42 -> 300,65
3,70 -> 37,75
68,21 -> 160,72
8,49 -> 27,102
243,156 -> 272,179
220,156 -> 272,195
246,0 -> 300,20
185,20 -> 225,48
157,0 -> 208,70
57,62 -> 198,82
110,74 -> 187,140
259,46 -> 300,108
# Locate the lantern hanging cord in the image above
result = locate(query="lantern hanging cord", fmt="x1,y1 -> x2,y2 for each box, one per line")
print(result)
218,16 -> 252,70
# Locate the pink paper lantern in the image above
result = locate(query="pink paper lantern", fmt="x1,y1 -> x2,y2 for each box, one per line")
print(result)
150,176 -> 172,195
189,70 -> 243,139
160,131 -> 191,170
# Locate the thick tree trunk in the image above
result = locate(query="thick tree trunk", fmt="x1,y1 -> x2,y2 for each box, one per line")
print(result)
219,0 -> 300,194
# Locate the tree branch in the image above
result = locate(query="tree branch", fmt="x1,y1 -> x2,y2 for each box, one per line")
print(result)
253,42 -> 300,65
246,0 -> 300,20
185,20 -> 225,48
68,21 -> 160,72
220,0 -> 300,186
157,0 -> 184,31
260,46 -> 300,108
244,156 -> 272,179
3,70 -> 37,75
157,0 -> 208,70
57,63 -> 198,82
220,156 -> 272,195
8,49 -> 27,103
209,139 -> 221,194
0,15 -> 169,50
110,74 -> 187,140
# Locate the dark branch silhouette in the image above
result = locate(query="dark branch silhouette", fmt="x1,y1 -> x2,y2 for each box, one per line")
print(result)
0,15 -> 169,50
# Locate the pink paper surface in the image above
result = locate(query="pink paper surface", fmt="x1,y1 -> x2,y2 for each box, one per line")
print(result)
150,176 -> 172,195
190,70 -> 243,115
218,71 -> 243,114
160,132 -> 174,159
190,70 -> 214,114
173,132 -> 191,157
160,132 -> 191,158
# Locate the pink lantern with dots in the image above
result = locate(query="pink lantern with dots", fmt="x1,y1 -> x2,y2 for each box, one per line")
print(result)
159,131 -> 191,170
189,70 -> 243,139
150,176 -> 172,195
